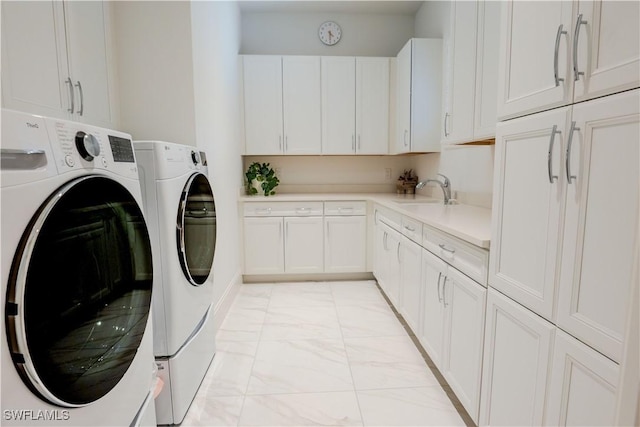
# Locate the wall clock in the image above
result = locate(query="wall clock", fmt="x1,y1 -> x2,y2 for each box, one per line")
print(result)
318,21 -> 342,46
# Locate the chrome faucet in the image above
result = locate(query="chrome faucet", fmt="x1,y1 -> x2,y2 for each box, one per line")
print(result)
416,173 -> 453,205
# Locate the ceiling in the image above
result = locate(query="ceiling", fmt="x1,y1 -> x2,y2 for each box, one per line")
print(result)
237,1 -> 425,15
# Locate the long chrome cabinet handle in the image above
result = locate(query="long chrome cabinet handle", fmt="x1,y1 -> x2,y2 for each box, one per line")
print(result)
352,135 -> 355,151
65,78 -> 74,113
436,272 -> 443,302
75,81 -> 84,116
444,113 -> 450,137
358,135 -> 361,150
396,242 -> 401,263
279,135 -> 282,151
548,125 -> 561,183
404,129 -> 409,147
573,14 -> 587,81
554,25 -> 567,87
566,121 -> 579,184
383,231 -> 388,251
442,277 -> 449,307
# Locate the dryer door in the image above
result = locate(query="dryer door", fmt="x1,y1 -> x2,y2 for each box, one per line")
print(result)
5,176 -> 153,407
176,172 -> 216,286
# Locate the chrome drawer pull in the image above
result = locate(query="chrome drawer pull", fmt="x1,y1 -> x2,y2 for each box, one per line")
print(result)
404,225 -> 416,232
255,207 -> 272,215
439,243 -> 455,254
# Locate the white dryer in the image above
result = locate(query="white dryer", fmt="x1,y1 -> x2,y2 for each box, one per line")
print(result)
134,141 -> 217,425
1,110 -> 157,426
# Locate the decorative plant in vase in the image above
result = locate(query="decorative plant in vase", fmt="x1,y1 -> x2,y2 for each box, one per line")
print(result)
245,162 -> 279,196
397,169 -> 418,194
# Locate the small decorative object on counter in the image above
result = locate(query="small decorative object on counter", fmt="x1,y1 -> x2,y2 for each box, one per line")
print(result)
246,162 -> 279,196
397,169 -> 418,194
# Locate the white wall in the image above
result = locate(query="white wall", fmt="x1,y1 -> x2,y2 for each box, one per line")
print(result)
241,11 -> 414,56
411,1 -> 494,208
112,1 -> 196,145
243,155 -> 409,194
191,1 -> 244,309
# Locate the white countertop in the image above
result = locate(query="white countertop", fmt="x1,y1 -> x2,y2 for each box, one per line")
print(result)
239,193 -> 492,249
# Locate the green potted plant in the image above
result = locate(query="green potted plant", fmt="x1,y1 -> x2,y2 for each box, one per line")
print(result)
245,162 -> 279,196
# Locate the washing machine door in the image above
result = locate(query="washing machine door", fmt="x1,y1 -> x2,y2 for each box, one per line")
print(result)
5,176 -> 153,407
176,172 -> 216,286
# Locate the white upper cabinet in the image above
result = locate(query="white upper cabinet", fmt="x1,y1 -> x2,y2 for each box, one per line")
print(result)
441,1 -> 477,144
395,38 -> 442,154
556,89 -> 639,363
283,56 -> 322,155
355,57 -> 390,154
322,56 -> 356,155
243,55 -> 284,155
321,56 -> 390,155
498,0 -> 639,121
2,0 -> 117,127
497,1 -> 574,120
573,1 -> 640,102
440,0 -> 501,143
243,55 -> 321,155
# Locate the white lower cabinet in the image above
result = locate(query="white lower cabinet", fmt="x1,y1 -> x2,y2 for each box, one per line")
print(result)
243,217 -> 284,275
324,215 -> 366,273
480,288 -> 555,426
441,267 -> 486,422
419,249 -> 486,423
382,223 -> 402,306
544,330 -> 620,426
398,237 -> 422,333
284,217 -> 323,274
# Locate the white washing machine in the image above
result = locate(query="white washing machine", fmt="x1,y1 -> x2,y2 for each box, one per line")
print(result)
134,141 -> 217,425
1,110 -> 157,426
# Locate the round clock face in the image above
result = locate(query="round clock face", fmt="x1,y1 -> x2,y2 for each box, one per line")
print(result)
318,21 -> 342,46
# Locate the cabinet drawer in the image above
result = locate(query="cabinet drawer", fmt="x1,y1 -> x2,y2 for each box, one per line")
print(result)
324,201 -> 366,216
423,225 -> 489,286
401,216 -> 422,244
375,205 -> 402,231
244,201 -> 323,217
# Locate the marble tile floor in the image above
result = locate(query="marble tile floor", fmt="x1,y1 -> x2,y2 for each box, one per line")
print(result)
183,280 -> 473,427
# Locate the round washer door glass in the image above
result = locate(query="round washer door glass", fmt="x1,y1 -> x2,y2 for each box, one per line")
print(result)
177,172 -> 216,285
5,176 -> 153,407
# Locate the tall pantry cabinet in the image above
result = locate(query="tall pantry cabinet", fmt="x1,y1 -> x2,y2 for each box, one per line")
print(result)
484,0 -> 639,425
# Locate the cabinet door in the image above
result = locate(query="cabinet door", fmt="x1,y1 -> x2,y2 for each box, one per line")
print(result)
244,217 -> 284,274
283,56 -> 321,154
497,1 -> 574,120
243,56 -> 283,155
373,222 -> 386,287
395,40 -> 412,154
574,1 -> 640,102
442,1 -> 477,144
419,249 -> 448,368
1,0 -> 69,119
479,288 -> 555,426
557,89 -> 639,362
473,0 -> 501,140
399,237 -> 422,334
382,223 -> 402,306
284,216 -> 323,274
441,268 -> 486,423
324,216 -> 366,273
321,57 -> 356,155
544,330 -> 620,426
410,39 -> 442,153
490,106 -> 570,321
356,57 -> 389,154
64,0 -> 113,127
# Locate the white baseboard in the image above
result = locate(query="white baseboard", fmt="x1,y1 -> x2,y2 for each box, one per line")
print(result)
213,270 -> 242,331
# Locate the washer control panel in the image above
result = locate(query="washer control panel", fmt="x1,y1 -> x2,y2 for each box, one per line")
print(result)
45,117 -> 138,178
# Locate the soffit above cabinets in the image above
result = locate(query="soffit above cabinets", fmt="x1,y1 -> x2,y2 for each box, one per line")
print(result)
238,1 -> 423,15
